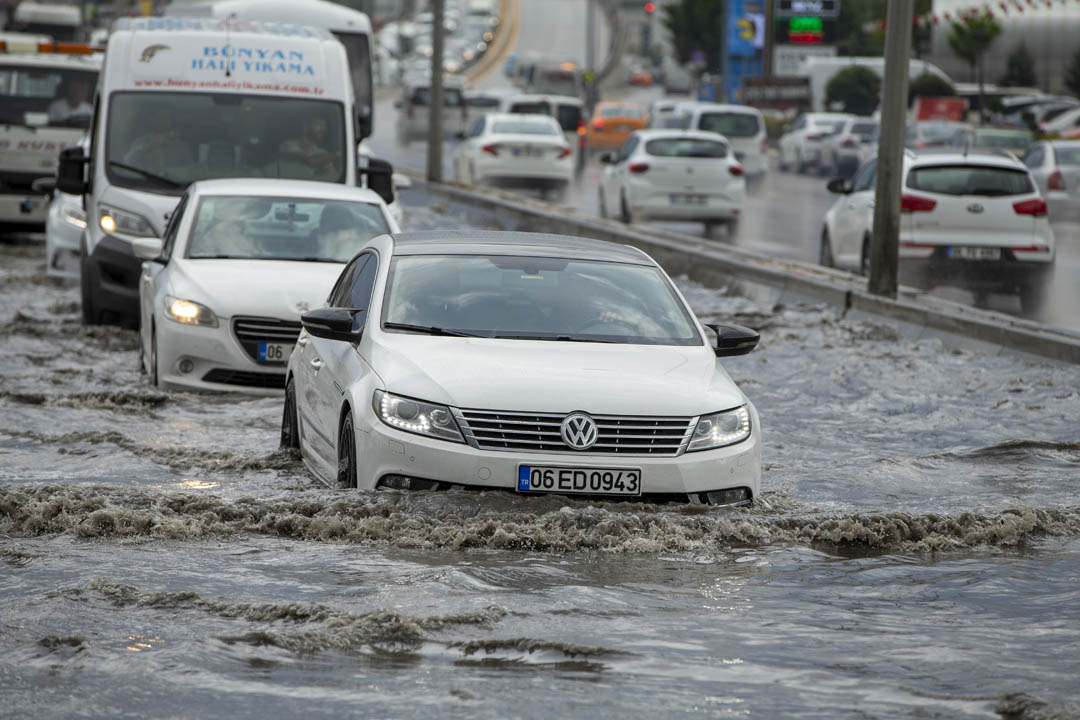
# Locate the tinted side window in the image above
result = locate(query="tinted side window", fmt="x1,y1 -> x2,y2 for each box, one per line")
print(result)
852,159 -> 877,192
346,253 -> 378,311
160,193 -> 188,260
615,135 -> 639,163
1022,145 -> 1043,168
328,257 -> 362,307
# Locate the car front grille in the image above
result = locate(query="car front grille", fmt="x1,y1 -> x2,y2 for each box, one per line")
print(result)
454,409 -> 696,456
232,316 -> 302,364
202,368 -> 286,389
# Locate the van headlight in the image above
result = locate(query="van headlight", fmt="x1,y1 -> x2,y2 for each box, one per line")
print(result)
165,295 -> 218,327
686,406 -> 751,452
99,204 -> 156,237
373,390 -> 464,443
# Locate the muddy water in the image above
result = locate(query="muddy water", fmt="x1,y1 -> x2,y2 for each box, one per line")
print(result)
2,201 -> 1080,718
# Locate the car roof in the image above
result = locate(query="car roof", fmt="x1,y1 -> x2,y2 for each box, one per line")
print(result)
685,102 -> 762,116
632,128 -> 732,143
908,149 -> 1026,168
485,112 -> 559,125
508,93 -> 583,106
389,231 -> 653,265
188,178 -> 388,205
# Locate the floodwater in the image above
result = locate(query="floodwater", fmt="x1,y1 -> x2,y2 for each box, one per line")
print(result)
2,196 -> 1079,718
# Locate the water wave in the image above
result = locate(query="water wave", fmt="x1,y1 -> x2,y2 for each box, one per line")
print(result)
3,485 -> 1078,554
0,390 -> 170,412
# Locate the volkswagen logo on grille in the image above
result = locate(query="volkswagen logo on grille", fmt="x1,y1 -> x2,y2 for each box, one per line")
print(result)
560,413 -> 598,450
967,203 -> 985,214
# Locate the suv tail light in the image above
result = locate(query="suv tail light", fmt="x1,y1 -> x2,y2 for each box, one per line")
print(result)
1012,197 -> 1048,216
629,162 -> 649,174
841,136 -> 857,148
1048,169 -> 1066,191
729,164 -> 744,177
593,118 -> 604,130
482,144 -> 499,156
900,194 -> 937,213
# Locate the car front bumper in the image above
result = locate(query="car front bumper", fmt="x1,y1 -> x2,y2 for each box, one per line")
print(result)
0,192 -> 48,229
352,403 -> 762,502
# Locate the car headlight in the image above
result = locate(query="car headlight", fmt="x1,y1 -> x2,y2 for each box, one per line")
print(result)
686,406 -> 751,452
61,202 -> 87,229
373,390 -> 464,443
164,295 -> 219,327
98,204 -> 156,237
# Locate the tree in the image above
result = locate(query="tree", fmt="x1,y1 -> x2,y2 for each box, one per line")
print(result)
1066,47 -> 1080,98
660,0 -> 725,74
999,43 -> 1036,87
908,72 -> 955,107
947,14 -> 1002,82
825,66 -> 881,116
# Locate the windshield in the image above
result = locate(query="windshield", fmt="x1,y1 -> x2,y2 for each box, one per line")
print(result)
330,31 -> 373,136
492,119 -> 558,135
645,138 -> 727,158
383,255 -> 702,345
601,106 -> 646,119
974,130 -> 1032,148
105,92 -> 346,194
0,64 -> 97,128
411,87 -> 464,107
186,195 -> 388,262
906,165 -> 1035,196
698,112 -> 759,137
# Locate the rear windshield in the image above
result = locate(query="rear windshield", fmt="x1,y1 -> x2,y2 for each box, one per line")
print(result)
697,111 -> 759,137
852,122 -> 877,136
554,104 -> 582,131
491,119 -> 558,136
467,95 -> 502,108
645,138 -> 727,158
974,130 -> 1033,148
601,106 -> 646,119
659,115 -> 691,129
411,87 -> 463,107
906,165 -> 1034,196
1053,146 -> 1080,165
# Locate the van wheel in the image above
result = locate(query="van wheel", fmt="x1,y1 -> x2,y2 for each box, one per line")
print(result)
79,245 -> 101,326
598,188 -> 608,218
619,192 -> 633,224
337,413 -> 358,489
820,229 -> 834,267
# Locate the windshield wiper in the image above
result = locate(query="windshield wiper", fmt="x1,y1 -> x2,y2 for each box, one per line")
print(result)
383,322 -> 486,338
494,334 -> 617,343
107,161 -> 185,190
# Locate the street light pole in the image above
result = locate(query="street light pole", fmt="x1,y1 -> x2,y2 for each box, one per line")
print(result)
427,0 -> 445,183
868,0 -> 913,298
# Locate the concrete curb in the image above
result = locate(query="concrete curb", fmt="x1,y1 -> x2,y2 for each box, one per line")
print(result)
403,173 -> 1080,365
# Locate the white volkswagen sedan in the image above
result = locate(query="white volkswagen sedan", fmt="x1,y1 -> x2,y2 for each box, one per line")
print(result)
281,230 -> 762,506
821,149 -> 1054,313
132,179 -> 399,394
453,113 -> 574,199
599,129 -> 746,236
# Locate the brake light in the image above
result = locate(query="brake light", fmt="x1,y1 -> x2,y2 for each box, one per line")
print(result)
841,137 -> 857,148
1048,170 -> 1066,191
1010,244 -> 1051,252
593,118 -> 604,130
805,133 -> 822,142
629,162 -> 649,173
557,147 -> 572,159
577,118 -> 586,136
482,144 -> 499,156
1012,197 -> 1047,216
729,164 -> 744,177
900,194 -> 937,212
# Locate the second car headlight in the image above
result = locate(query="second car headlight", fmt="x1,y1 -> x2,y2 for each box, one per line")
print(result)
165,295 -> 219,327
686,406 -> 751,452
99,204 -> 156,238
373,390 -> 464,443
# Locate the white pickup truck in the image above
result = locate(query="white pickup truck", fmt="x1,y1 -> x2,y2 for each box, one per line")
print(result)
0,44 -> 101,232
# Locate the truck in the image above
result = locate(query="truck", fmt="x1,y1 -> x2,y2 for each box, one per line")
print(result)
0,40 -> 101,233
56,18 -> 367,328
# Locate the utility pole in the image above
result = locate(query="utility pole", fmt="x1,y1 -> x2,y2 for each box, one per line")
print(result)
426,0 -> 445,183
763,0 -> 773,77
868,0 -> 913,299
586,0 -> 596,75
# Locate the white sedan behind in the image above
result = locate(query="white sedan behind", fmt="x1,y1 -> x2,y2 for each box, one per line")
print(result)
454,113 -> 574,199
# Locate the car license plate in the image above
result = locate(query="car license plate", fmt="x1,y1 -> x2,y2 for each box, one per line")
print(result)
518,465 -> 642,496
670,193 -> 707,205
511,146 -> 543,157
258,342 -> 293,363
948,246 -> 1001,261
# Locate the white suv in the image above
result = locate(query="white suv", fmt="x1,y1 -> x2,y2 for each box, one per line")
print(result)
821,150 -> 1055,314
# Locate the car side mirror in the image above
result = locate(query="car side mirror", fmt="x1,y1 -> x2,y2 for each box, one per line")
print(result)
56,145 -> 89,196
598,151 -> 615,164
131,237 -> 164,261
826,177 -> 852,194
32,176 -> 57,198
302,307 -> 364,343
705,323 -> 759,357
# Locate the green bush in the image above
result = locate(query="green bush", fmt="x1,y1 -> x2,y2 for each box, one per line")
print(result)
908,72 -> 955,107
825,66 -> 881,116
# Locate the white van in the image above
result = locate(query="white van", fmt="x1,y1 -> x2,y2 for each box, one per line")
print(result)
671,102 -> 768,179
11,2 -> 83,42
799,56 -> 951,113
56,18 -> 359,328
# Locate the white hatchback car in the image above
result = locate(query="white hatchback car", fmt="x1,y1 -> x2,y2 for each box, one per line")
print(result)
282,230 -> 762,505
821,150 -> 1055,313
453,113 -> 574,199
133,179 -> 400,394
598,129 -> 746,236
778,112 -> 851,173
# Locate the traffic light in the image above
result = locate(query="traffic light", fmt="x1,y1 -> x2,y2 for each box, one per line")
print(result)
644,2 -> 655,13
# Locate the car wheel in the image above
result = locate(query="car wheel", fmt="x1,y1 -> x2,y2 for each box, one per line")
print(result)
860,235 -> 871,276
727,217 -> 740,236
1019,278 -> 1050,315
598,188 -> 608,218
820,229 -> 834,267
619,192 -> 632,224
703,220 -> 720,238
280,376 -> 301,450
138,319 -> 147,375
149,323 -> 159,388
797,151 -> 807,174
336,412 -> 358,489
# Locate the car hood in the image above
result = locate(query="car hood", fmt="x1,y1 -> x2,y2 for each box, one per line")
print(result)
366,334 -> 745,416
167,259 -> 344,320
